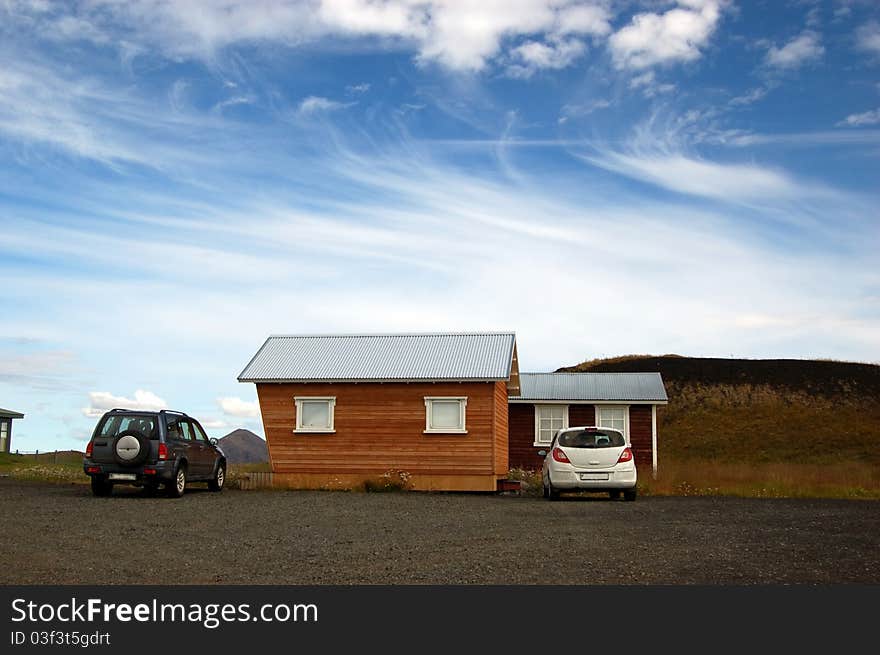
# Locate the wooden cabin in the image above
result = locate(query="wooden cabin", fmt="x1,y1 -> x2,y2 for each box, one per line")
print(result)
238,333 -> 520,491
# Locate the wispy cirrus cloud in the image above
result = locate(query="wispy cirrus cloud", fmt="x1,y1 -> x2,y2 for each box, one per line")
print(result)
837,108 -> 880,127
580,149 -> 798,202
297,96 -> 355,116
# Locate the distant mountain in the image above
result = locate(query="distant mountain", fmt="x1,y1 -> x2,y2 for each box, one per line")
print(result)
558,355 -> 880,465
217,429 -> 269,464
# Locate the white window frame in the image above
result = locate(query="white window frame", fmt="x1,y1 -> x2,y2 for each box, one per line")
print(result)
595,405 -> 629,444
534,404 -> 569,446
424,397 -> 468,434
294,396 -> 336,433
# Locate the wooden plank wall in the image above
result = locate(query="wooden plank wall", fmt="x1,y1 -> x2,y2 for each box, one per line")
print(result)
492,380 -> 509,476
255,381 -> 501,483
629,404 -> 654,469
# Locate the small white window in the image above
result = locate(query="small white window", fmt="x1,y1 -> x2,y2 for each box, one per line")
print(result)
596,406 -> 628,442
424,397 -> 467,434
294,397 -> 336,433
535,405 -> 568,445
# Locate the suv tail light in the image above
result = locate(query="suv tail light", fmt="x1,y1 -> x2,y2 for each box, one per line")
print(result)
617,447 -> 633,464
158,443 -> 168,461
552,447 -> 571,464
85,441 -> 93,459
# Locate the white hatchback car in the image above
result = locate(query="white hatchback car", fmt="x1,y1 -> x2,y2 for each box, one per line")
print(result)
540,426 -> 637,501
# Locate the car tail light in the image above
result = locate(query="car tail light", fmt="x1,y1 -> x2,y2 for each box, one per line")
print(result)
158,443 -> 168,461
85,441 -> 93,459
86,466 -> 101,474
552,447 -> 571,464
617,447 -> 633,464
143,468 -> 156,475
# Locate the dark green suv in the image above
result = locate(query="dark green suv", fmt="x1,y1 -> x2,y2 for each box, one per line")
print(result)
83,409 -> 226,497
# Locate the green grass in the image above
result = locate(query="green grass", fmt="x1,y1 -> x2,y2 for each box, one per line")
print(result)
0,452 -> 85,483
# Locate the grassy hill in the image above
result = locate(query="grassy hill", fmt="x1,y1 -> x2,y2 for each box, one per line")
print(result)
558,355 -> 880,497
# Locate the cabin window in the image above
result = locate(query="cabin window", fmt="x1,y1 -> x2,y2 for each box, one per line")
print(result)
534,404 -> 568,446
424,397 -> 467,434
595,406 -> 628,442
0,420 -> 7,451
294,397 -> 336,433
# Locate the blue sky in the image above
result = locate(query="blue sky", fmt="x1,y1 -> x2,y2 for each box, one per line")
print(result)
1,0 -> 878,452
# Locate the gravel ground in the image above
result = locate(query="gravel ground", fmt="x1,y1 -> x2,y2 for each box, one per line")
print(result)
1,479 -> 878,584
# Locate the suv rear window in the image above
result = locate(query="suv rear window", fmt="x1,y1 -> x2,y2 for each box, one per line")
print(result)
96,414 -> 158,440
558,429 -> 625,448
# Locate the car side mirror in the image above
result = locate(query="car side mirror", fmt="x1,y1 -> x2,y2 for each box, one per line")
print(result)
210,438 -> 219,446
537,450 -> 547,458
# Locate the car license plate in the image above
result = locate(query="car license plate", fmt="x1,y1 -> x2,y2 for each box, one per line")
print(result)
580,473 -> 609,481
108,473 -> 136,481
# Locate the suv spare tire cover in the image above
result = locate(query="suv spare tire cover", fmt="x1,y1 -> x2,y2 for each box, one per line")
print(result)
112,430 -> 151,467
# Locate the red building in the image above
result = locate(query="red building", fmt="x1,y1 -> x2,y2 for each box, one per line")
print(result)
507,373 -> 667,476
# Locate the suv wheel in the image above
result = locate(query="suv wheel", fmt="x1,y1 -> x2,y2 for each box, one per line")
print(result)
91,477 -> 113,497
167,464 -> 187,498
208,463 -> 226,492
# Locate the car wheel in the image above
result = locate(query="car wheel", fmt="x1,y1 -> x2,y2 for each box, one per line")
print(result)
208,462 -> 226,492
623,487 -> 637,502
546,472 -> 560,501
609,490 -> 621,500
167,464 -> 187,498
91,477 -> 113,497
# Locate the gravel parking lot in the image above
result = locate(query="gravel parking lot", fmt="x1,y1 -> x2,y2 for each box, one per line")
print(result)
1,479 -> 877,584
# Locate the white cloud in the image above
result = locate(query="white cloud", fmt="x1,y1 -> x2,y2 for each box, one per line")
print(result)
507,38 -> 586,78
297,96 -> 355,115
856,21 -> 880,55
199,418 -> 230,430
5,1 -> 615,73
765,31 -> 824,69
346,83 -> 371,93
837,108 -> 880,127
609,0 -> 724,70
82,390 -> 167,418
218,397 -> 261,418
556,3 -> 611,36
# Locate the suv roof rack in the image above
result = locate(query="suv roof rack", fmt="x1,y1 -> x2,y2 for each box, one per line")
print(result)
106,408 -> 189,417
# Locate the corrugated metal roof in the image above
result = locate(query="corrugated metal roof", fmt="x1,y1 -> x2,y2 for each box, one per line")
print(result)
238,332 -> 516,382
512,372 -> 667,402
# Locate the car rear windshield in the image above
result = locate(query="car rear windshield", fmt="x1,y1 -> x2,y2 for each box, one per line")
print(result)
95,414 -> 158,440
558,429 -> 625,448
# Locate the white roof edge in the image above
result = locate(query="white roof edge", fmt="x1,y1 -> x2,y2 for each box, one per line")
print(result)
239,377 -> 509,383
521,371 -> 664,376
265,331 -> 516,338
